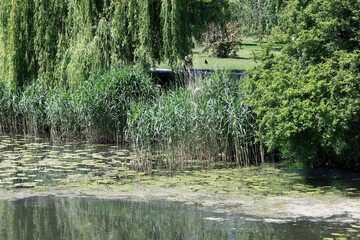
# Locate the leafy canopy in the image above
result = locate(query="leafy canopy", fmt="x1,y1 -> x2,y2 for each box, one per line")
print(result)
246,0 -> 360,167
0,0 -> 226,88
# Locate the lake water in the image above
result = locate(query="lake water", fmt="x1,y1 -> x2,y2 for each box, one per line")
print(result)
0,196 -> 356,240
0,135 -> 359,239
0,134 -> 359,198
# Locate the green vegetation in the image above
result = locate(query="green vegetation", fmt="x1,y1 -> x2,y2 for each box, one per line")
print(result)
202,21 -> 242,58
0,135 -> 358,202
0,0 -> 228,88
0,3 -> 359,238
245,0 -> 360,167
0,68 -> 158,142
0,66 -> 263,170
229,0 -> 285,35
127,73 -> 261,171
0,0 -> 360,170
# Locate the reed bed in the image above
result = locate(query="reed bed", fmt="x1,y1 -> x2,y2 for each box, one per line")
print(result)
0,68 -> 262,171
0,67 -> 159,142
127,72 -> 262,171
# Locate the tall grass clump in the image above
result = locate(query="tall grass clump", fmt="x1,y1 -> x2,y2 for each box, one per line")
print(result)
0,79 -> 47,134
71,67 -> 159,142
18,79 -> 50,134
127,73 -> 261,171
0,82 -> 22,133
45,84 -> 82,139
0,67 -> 159,142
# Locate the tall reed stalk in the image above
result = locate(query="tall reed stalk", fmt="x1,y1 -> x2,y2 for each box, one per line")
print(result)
127,72 -> 260,171
0,68 -> 261,171
0,67 -> 158,142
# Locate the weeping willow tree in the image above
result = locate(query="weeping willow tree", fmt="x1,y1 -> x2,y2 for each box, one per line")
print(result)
161,0 -> 192,67
0,0 -> 36,87
0,0 -> 203,88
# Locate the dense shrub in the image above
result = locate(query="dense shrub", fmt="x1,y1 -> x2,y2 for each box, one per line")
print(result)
246,0 -> 360,167
202,22 -> 242,58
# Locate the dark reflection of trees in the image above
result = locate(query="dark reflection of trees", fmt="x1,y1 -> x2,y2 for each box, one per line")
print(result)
0,197 -> 343,240
291,168 -> 360,196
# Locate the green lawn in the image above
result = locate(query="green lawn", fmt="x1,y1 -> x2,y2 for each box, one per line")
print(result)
156,37 -> 281,72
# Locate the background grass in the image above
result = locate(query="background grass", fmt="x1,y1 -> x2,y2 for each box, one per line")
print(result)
156,37 -> 281,72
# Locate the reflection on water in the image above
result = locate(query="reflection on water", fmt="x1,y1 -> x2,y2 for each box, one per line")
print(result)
0,197 -> 356,240
300,168 -> 360,197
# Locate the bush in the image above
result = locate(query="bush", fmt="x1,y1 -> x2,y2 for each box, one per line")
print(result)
246,0 -> 360,167
202,22 -> 242,58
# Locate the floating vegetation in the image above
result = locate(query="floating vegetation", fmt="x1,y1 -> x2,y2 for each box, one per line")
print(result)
0,135 -> 136,189
0,134 -> 359,202
322,228 -> 360,240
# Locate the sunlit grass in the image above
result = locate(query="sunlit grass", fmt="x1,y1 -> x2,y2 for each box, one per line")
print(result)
156,37 -> 282,72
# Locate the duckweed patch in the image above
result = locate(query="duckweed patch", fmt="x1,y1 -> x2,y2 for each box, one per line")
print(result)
144,167 -> 360,199
0,134 -> 359,225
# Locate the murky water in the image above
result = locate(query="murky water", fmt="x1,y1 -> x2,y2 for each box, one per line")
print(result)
0,196 -> 357,240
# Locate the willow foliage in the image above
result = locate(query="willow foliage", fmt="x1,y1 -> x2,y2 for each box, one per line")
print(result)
0,0 -> 36,87
0,0 -> 199,87
161,0 -> 192,67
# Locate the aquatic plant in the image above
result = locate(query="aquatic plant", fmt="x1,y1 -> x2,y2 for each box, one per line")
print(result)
127,73 -> 262,171
0,83 -> 22,133
0,67 -> 263,170
18,78 -> 50,134
72,67 -> 159,142
0,67 -> 159,142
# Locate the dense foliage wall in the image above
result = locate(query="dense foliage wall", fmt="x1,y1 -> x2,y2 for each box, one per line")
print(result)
0,0 -> 216,87
246,0 -> 360,167
229,0 -> 285,35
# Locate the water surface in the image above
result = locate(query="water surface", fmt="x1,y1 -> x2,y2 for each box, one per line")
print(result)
0,196 -> 357,240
